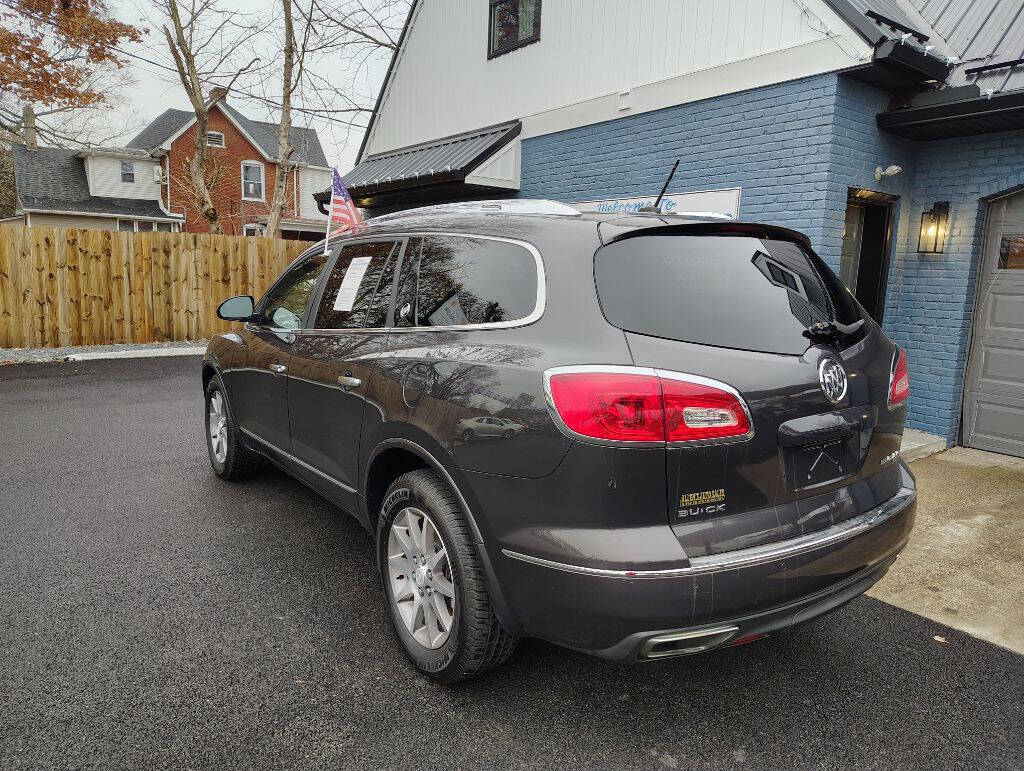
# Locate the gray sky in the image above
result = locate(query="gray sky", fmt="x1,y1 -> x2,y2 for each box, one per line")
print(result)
109,0 -> 394,171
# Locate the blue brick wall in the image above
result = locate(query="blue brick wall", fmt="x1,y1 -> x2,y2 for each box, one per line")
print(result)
520,74 -> 842,249
885,129 -> 1024,440
827,80 -> 1024,440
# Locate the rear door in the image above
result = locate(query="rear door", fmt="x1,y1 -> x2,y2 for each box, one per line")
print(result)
594,231 -> 904,559
287,239 -> 404,507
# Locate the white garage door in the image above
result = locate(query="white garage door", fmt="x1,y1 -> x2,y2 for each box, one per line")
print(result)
964,192 -> 1024,456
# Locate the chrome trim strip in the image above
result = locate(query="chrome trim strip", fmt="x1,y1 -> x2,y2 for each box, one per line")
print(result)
501,480 -> 914,579
318,231 -> 546,333
239,427 -> 357,493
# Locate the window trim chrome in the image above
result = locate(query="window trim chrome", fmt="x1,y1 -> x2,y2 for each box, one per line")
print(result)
310,230 -> 546,334
541,365 -> 754,448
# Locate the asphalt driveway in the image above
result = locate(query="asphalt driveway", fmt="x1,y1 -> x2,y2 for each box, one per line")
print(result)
0,358 -> 1021,769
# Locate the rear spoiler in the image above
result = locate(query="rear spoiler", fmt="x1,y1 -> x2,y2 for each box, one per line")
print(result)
600,220 -> 813,249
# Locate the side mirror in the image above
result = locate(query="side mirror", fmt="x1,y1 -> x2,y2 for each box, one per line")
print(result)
217,295 -> 254,321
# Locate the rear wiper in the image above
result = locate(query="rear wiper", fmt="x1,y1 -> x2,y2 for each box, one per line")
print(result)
802,318 -> 865,343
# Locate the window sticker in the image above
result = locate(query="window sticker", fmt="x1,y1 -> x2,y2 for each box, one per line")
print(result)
332,256 -> 372,311
426,291 -> 469,326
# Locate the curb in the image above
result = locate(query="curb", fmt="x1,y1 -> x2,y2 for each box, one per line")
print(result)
65,346 -> 207,361
901,437 -> 949,463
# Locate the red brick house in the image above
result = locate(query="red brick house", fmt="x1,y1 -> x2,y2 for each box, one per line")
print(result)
127,97 -> 331,239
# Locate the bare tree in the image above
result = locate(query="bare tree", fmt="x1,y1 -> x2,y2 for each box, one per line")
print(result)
265,0 -> 306,237
156,0 -> 261,233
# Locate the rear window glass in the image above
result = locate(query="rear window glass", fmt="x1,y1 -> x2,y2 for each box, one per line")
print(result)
594,235 -> 864,356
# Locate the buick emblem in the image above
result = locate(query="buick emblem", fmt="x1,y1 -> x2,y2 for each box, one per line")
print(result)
818,358 -> 848,404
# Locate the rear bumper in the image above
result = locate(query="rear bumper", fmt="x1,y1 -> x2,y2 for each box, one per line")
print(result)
491,462 -> 916,659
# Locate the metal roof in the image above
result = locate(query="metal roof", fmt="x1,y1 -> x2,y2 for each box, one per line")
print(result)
341,120 -> 522,194
911,0 -> 1024,93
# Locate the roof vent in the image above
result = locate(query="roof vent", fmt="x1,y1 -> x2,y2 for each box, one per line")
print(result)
369,199 -> 581,223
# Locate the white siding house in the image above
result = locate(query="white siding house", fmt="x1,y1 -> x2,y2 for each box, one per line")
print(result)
6,145 -> 182,232
83,152 -> 164,201
362,0 -> 870,156
299,166 -> 332,220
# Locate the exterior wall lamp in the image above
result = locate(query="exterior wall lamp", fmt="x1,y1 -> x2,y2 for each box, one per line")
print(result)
918,201 -> 950,253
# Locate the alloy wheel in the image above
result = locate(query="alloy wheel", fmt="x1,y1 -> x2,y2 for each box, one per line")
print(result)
387,507 -> 456,649
208,391 -> 228,464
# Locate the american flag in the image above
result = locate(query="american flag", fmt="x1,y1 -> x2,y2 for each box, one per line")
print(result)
324,168 -> 363,252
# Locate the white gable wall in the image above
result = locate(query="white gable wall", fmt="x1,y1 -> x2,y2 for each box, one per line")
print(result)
299,167 -> 332,219
363,0 -> 871,157
85,155 -> 163,200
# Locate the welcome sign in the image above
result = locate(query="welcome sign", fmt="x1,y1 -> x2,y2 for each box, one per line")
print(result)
572,187 -> 741,218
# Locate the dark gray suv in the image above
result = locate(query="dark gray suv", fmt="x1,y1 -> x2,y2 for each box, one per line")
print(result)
203,200 -> 916,682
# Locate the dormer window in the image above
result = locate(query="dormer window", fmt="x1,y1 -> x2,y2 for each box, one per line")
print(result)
207,131 -> 225,148
120,161 -> 135,184
488,0 -> 541,59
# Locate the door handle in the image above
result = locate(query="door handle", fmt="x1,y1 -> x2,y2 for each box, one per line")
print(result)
338,375 -> 362,389
270,363 -> 288,375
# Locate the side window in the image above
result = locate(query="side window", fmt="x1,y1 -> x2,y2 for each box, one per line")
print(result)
414,235 -> 539,327
259,252 -> 329,329
393,238 -> 421,327
313,240 -> 401,329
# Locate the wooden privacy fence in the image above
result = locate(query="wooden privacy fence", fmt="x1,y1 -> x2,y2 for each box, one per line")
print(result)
0,225 -> 315,349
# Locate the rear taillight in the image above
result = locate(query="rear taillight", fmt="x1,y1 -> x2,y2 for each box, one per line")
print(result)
546,371 -> 664,442
889,348 -> 909,408
545,367 -> 751,445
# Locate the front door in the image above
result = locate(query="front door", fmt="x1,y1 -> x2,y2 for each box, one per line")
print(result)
963,192 -> 1024,456
287,239 -> 404,509
839,191 -> 895,323
233,250 -> 329,452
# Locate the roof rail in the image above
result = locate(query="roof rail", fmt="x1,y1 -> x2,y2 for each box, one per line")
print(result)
368,199 -> 581,223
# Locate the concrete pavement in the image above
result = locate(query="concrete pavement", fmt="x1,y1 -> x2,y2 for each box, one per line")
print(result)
868,447 -> 1024,654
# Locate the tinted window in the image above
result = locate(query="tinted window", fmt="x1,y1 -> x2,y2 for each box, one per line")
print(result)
313,240 -> 400,329
594,235 -> 864,356
259,252 -> 328,329
399,236 -> 538,327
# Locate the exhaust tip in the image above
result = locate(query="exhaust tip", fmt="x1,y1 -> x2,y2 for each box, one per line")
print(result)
639,625 -> 739,660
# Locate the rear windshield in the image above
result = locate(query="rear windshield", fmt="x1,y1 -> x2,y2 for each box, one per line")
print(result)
594,235 -> 864,356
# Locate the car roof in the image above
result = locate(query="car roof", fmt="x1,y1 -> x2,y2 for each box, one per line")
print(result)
325,201 -> 811,250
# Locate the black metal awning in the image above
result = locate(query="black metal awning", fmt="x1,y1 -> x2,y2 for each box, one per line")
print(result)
878,87 -> 1024,140
315,120 -> 521,211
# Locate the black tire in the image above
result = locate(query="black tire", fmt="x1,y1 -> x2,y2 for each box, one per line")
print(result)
377,470 -> 517,683
502,429 -> 514,439
460,429 -> 474,443
204,374 -> 260,480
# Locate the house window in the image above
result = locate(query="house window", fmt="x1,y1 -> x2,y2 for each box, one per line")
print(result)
117,220 -> 134,231
156,222 -> 173,232
206,131 -> 225,148
242,161 -> 265,200
488,0 -> 541,58
243,224 -> 264,237
136,221 -> 154,232
121,161 -> 135,183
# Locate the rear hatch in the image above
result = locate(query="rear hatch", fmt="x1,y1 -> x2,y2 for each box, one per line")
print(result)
594,226 -> 908,560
